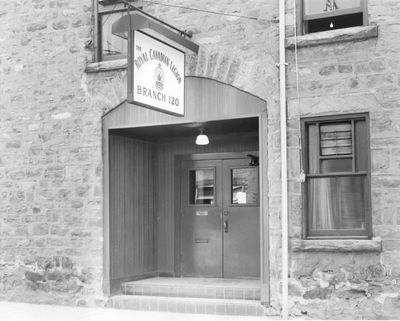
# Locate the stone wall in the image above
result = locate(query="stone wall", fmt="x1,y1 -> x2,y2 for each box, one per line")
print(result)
0,0 -> 104,306
85,0 -> 282,311
0,0 -> 282,310
285,0 -> 400,318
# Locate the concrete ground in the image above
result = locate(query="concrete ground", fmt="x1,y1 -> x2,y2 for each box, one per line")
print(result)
0,301 -> 278,321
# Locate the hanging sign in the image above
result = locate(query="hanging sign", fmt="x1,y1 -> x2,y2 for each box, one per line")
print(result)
129,30 -> 185,116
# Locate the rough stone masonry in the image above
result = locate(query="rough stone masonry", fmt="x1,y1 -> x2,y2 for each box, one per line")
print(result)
0,0 -> 281,310
1,0 -> 400,318
1,0 -> 104,306
285,0 -> 400,319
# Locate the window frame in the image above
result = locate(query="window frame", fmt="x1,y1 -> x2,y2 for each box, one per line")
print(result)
297,0 -> 368,35
301,113 -> 372,240
95,1 -> 143,62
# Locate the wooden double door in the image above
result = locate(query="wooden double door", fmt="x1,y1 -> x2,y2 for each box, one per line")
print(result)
180,157 -> 260,278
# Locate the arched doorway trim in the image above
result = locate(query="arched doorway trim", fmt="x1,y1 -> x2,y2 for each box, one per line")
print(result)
102,77 -> 270,304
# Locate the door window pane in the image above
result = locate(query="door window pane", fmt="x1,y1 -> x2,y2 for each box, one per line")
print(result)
231,168 -> 259,205
189,169 -> 215,205
308,176 -> 365,232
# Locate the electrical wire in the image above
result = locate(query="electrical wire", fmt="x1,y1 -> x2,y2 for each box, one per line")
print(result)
293,1 -> 300,107
143,0 -> 259,20
101,4 -> 118,26
293,0 -> 305,178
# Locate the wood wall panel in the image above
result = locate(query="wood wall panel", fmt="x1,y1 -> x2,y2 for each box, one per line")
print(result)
155,134 -> 259,274
109,134 -> 156,281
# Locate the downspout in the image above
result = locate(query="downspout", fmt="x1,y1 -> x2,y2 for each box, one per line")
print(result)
278,0 -> 289,319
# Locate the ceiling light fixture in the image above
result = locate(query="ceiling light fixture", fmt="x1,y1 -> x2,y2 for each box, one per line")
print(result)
195,128 -> 209,145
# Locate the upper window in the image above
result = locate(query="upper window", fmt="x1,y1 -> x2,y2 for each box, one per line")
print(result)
301,113 -> 371,239
96,1 -> 142,61
301,0 -> 368,34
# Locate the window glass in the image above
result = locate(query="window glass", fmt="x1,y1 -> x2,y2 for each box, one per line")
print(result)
308,124 -> 319,174
320,122 -> 352,156
100,11 -> 127,60
302,0 -> 366,34
304,0 -> 361,15
231,168 -> 259,205
189,169 -> 215,205
355,120 -> 368,171
308,176 -> 365,232
320,158 -> 352,173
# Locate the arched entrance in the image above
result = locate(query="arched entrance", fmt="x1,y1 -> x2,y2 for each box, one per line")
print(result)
102,77 -> 270,304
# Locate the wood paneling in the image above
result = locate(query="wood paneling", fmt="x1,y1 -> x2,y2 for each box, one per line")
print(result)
103,77 -> 266,129
109,134 -> 156,282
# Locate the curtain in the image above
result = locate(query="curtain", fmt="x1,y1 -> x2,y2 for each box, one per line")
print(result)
309,177 -> 364,231
309,178 -> 335,230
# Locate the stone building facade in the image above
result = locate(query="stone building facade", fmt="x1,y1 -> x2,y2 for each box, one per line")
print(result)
0,0 -> 399,319
285,0 -> 400,319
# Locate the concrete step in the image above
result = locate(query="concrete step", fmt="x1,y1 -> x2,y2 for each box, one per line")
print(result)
110,295 -> 266,316
122,277 -> 260,300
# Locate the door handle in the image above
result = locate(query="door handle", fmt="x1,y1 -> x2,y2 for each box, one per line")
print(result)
224,220 -> 228,233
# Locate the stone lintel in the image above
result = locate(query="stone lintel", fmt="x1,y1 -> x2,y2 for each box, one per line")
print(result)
85,58 -> 127,73
286,25 -> 378,49
291,237 -> 382,252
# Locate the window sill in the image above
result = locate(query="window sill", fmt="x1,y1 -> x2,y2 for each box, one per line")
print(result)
286,25 -> 378,49
85,58 -> 127,73
291,237 -> 382,252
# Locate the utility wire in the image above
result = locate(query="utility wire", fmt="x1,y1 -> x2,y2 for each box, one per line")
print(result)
293,0 -> 305,178
143,0 -> 259,20
101,4 -> 118,26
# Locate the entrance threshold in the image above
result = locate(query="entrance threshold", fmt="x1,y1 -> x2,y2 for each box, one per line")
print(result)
110,277 -> 266,316
123,277 -> 260,299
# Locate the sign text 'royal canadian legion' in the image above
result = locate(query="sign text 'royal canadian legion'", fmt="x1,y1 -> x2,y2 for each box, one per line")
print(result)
131,30 -> 185,116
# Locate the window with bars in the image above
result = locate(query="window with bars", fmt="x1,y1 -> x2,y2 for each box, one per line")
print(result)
299,0 -> 368,34
96,1 -> 143,61
301,113 -> 371,238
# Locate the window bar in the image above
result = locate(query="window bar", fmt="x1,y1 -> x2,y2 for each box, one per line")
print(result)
307,171 -> 367,178
319,155 -> 353,160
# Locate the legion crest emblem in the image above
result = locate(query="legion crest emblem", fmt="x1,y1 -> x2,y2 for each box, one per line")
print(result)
154,63 -> 165,91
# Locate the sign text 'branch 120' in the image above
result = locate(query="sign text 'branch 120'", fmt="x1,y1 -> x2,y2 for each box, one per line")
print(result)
136,85 -> 180,107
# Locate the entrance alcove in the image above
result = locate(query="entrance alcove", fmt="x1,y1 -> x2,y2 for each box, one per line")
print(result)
102,77 -> 270,304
